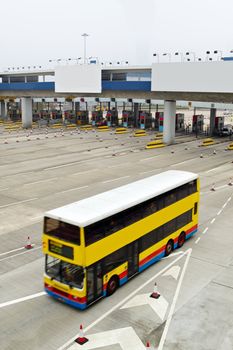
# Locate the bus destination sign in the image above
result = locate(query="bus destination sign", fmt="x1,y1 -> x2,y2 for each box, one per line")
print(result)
49,240 -> 74,259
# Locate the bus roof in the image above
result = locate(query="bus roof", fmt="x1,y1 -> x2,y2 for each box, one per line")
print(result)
45,170 -> 198,227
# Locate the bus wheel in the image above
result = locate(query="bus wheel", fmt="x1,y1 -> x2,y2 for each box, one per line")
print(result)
178,232 -> 186,248
107,276 -> 119,296
165,240 -> 173,256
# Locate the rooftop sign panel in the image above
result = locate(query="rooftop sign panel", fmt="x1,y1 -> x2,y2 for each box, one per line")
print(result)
55,64 -> 101,93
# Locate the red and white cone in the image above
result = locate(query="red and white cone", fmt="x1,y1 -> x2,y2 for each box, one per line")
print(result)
75,324 -> 89,345
211,183 -> 216,191
146,341 -> 153,349
228,177 -> 233,186
150,282 -> 160,299
25,236 -> 33,249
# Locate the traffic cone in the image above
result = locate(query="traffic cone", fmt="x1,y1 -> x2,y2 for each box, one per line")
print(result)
146,341 -> 153,349
211,183 -> 216,191
213,150 -> 216,155
4,139 -> 8,144
75,324 -> 89,345
228,177 -> 233,186
150,282 -> 160,299
200,153 -> 203,158
25,236 -> 33,249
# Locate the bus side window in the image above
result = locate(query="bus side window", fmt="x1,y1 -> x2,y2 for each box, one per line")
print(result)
194,202 -> 198,215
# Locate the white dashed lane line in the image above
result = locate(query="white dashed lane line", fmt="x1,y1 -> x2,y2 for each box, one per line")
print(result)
211,218 -> 216,224
195,237 -> 201,244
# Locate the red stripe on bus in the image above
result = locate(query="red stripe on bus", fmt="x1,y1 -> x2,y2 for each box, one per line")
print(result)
139,246 -> 165,267
119,270 -> 127,279
45,284 -> 86,303
186,224 -> 197,234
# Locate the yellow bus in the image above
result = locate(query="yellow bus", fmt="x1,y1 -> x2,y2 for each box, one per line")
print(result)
42,170 -> 199,309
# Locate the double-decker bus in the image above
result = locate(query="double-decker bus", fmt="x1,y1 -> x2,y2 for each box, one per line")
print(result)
42,170 -> 199,309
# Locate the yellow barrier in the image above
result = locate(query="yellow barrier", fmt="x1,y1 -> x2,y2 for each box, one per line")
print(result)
146,140 -> 165,149
155,132 -> 163,139
200,138 -> 214,146
80,124 -> 92,130
115,127 -> 128,134
97,125 -> 109,131
227,142 -> 233,150
134,130 -> 147,137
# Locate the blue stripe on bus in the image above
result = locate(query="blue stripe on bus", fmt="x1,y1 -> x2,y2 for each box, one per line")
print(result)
45,289 -> 87,310
119,276 -> 128,286
186,228 -> 197,239
139,250 -> 165,272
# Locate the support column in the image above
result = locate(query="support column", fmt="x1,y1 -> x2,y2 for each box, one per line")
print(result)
163,100 -> 176,144
0,100 -> 7,120
209,104 -> 216,136
133,103 -> 139,128
21,97 -> 33,128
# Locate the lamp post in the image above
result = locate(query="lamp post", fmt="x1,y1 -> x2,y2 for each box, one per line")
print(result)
153,53 -> 160,62
175,52 -> 184,62
82,33 -> 89,64
163,53 -> 171,62
186,52 -> 196,61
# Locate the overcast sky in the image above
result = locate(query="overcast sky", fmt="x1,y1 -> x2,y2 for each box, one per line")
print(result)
1,0 -> 233,69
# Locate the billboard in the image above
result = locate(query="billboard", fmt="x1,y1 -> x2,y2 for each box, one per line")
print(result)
55,64 -> 101,93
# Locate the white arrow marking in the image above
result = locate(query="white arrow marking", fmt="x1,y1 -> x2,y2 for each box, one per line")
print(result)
120,294 -> 168,321
162,266 -> 180,280
158,248 -> 192,350
68,327 -> 145,350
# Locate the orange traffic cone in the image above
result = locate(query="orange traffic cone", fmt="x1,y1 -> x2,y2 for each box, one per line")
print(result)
25,236 -> 33,249
150,282 -> 160,299
75,324 -> 89,345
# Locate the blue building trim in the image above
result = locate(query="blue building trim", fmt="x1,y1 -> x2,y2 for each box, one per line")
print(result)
0,82 -> 55,91
102,80 -> 151,91
0,80 -> 151,92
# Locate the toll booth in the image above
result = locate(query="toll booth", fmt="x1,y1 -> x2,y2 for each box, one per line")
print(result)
176,113 -> 185,131
91,110 -> 103,126
76,110 -> 89,125
214,116 -> 224,134
192,114 -> 204,133
106,109 -> 118,126
138,111 -> 152,129
155,112 -> 164,131
122,110 -> 135,127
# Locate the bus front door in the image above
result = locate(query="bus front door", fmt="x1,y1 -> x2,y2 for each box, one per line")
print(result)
86,262 -> 103,304
127,241 -> 139,278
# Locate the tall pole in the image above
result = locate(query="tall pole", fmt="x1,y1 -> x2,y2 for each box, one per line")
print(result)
82,33 -> 89,64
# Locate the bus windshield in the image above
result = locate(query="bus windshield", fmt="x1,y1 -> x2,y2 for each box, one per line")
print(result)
45,255 -> 84,289
44,217 -> 80,245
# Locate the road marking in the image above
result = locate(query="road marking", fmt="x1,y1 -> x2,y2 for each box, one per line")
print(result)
162,251 -> 184,260
139,155 -> 161,162
67,327 -> 145,350
0,197 -> 38,209
211,218 -> 216,224
202,227 -> 208,234
59,185 -> 88,194
58,250 -> 189,350
227,196 -> 232,202
0,291 -> 46,309
24,177 -> 58,186
217,209 -> 222,215
30,215 -> 43,221
222,202 -> 227,208
102,175 -> 130,184
0,245 -> 35,257
195,237 -> 201,244
139,169 -> 160,175
205,166 -> 220,173
0,246 -> 41,262
72,169 -> 97,176
43,161 -> 83,171
162,266 -> 180,280
158,249 -> 192,350
121,294 -> 168,321
108,164 -> 127,168
171,159 -> 194,166
0,188 -> 9,192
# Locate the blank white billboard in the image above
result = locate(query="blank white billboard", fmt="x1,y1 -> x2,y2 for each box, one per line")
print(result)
152,61 -> 233,93
55,64 -> 101,93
